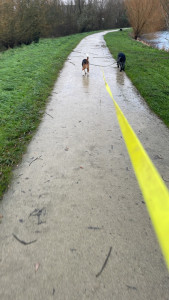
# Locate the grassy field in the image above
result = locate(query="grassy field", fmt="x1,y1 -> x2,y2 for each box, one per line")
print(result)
0,32 -> 94,199
104,29 -> 169,128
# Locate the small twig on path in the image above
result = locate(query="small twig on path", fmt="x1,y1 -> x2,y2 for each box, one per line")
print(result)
29,155 -> 42,166
45,112 -> 54,119
29,208 -> 46,217
126,285 -> 137,290
12,233 -> 37,245
29,208 -> 46,225
68,61 -> 76,66
52,288 -> 55,295
0,214 -> 3,223
96,247 -> 112,278
88,226 -> 102,230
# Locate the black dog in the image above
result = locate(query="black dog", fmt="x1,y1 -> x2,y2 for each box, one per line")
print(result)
117,52 -> 126,72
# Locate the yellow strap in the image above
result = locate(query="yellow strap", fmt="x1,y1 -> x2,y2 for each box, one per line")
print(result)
103,73 -> 169,270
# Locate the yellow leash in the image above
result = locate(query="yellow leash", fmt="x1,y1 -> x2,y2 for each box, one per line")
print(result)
103,73 -> 169,270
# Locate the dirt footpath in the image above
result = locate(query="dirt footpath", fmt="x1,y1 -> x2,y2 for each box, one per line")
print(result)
0,31 -> 169,300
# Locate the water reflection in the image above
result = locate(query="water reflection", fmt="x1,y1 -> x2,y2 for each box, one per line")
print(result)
141,31 -> 169,50
82,74 -> 89,89
116,68 -> 125,86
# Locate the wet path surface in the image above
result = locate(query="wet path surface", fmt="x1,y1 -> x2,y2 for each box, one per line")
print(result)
0,31 -> 169,299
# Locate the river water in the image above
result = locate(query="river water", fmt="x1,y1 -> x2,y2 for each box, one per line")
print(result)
141,31 -> 169,50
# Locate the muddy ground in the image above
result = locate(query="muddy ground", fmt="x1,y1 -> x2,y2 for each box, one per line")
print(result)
0,31 -> 169,300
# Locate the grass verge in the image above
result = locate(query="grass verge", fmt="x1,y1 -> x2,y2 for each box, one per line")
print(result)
0,32 -> 93,199
104,29 -> 169,127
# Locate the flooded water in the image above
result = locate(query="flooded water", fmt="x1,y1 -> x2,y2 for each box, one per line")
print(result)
141,31 -> 169,50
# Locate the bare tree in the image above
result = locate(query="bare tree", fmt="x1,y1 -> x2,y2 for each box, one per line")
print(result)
160,0 -> 169,29
0,0 -> 17,48
74,0 -> 128,32
0,0 -> 129,48
15,0 -> 41,44
0,0 -> 42,48
77,0 -> 100,32
125,0 -> 165,39
104,0 -> 128,29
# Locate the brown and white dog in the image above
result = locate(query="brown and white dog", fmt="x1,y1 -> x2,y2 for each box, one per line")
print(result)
82,54 -> 89,75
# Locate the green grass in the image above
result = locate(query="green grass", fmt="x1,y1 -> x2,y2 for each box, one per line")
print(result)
104,29 -> 169,127
0,32 -> 94,199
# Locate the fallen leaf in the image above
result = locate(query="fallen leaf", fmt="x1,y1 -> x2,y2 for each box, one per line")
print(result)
35,263 -> 40,272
